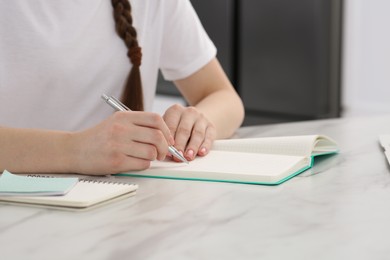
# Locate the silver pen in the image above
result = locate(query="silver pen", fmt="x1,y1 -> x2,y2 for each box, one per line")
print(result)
101,94 -> 189,164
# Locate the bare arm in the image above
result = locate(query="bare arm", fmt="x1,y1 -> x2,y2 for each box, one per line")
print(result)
0,127 -> 76,174
176,58 -> 244,138
0,111 -> 175,175
163,57 -> 245,160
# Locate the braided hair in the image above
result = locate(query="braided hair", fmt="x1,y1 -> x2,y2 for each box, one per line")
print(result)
111,0 -> 143,111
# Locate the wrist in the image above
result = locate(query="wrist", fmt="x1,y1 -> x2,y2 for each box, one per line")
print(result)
61,131 -> 83,174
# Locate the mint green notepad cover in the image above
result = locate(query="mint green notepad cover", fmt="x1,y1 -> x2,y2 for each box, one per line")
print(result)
0,170 -> 78,196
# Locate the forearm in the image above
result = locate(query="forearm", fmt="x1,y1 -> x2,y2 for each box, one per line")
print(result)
194,88 -> 244,139
175,58 -> 245,139
0,127 -> 77,173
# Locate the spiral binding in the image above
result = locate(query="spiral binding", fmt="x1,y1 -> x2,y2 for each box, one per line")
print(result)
27,174 -> 54,178
27,174 -> 132,186
79,179 -> 131,186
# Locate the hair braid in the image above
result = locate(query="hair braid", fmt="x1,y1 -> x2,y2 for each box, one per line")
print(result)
112,0 -> 143,111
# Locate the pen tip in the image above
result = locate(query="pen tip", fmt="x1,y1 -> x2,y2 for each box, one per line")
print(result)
182,157 -> 189,164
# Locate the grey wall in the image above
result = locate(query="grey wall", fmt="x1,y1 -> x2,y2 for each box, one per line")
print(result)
157,0 -> 343,126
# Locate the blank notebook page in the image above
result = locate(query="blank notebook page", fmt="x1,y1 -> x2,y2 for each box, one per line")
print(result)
211,136 -> 317,156
149,151 -> 306,177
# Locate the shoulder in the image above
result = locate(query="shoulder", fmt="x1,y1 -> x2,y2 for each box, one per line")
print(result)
132,0 -> 202,41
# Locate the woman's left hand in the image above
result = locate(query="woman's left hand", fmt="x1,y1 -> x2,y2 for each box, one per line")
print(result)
162,104 -> 216,161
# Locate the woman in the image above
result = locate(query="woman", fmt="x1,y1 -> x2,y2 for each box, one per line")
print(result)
0,0 -> 244,175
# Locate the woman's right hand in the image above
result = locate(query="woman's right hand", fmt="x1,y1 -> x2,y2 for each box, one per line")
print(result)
71,111 -> 175,175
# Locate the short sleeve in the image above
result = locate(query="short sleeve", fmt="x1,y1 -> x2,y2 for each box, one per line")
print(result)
159,0 -> 217,81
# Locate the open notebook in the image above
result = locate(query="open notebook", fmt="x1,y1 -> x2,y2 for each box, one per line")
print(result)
0,174 -> 138,210
119,135 -> 338,185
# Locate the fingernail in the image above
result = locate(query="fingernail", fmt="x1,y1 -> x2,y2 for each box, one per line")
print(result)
199,147 -> 207,155
186,149 -> 194,160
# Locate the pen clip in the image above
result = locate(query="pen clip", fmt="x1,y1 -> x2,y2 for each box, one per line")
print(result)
110,96 -> 131,111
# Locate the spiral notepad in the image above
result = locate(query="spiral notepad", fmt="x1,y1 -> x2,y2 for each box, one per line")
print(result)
0,177 -> 138,210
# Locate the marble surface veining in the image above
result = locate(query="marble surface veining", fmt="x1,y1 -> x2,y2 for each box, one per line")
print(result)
2,115 -> 390,260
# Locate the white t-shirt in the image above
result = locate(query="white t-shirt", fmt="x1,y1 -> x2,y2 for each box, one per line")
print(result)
0,0 -> 216,131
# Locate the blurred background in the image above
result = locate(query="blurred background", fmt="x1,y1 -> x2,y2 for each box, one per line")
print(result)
153,0 -> 390,126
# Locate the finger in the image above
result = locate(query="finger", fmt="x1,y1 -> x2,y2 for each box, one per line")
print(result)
183,119 -> 208,160
114,156 -> 151,172
173,107 -> 198,153
101,146 -> 152,173
197,125 -> 216,157
123,157 -> 151,171
106,114 -> 169,161
162,104 -> 183,139
127,126 -> 169,161
123,111 -> 175,146
121,141 -> 159,161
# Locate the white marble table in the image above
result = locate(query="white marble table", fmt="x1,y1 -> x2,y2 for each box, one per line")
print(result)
2,115 -> 390,260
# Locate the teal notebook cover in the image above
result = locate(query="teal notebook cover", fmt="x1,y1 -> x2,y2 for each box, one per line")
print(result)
0,170 -> 78,196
